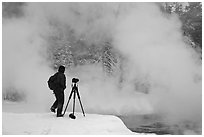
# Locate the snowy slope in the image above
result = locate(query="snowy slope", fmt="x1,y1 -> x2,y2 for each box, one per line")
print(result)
2,112 -> 136,135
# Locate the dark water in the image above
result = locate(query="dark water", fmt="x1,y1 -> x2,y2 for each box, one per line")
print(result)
118,114 -> 173,134
118,114 -> 202,135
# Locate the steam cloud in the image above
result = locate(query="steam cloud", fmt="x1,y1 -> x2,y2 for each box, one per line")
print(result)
3,2 -> 202,132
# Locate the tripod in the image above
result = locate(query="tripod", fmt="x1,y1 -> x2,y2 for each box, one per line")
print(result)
63,80 -> 85,119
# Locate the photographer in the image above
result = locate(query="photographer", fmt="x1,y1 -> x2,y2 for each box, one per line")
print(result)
50,65 -> 66,117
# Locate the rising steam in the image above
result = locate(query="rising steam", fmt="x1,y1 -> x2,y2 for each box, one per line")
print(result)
2,2 -> 202,133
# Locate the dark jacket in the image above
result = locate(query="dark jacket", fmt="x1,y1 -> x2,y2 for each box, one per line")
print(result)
54,72 -> 66,91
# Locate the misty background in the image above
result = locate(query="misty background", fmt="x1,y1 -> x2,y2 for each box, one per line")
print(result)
2,2 -> 202,134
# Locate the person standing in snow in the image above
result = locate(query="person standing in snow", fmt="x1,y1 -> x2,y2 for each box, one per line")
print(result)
50,65 -> 66,117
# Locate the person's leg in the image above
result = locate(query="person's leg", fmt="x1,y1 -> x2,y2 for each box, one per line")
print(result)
51,92 -> 58,113
52,99 -> 58,109
56,92 -> 64,116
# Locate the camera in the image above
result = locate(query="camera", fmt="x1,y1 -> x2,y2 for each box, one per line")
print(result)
72,78 -> 79,83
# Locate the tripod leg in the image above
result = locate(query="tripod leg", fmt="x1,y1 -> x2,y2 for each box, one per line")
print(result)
72,90 -> 76,115
76,90 -> 85,117
63,89 -> 74,115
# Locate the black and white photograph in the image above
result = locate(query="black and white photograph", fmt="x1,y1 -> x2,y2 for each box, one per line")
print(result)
2,1 -> 202,135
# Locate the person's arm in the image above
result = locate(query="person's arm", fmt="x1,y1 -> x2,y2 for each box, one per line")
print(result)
57,73 -> 66,90
59,74 -> 66,90
63,74 -> 66,90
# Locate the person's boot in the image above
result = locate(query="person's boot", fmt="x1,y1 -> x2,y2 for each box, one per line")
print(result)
57,114 -> 64,117
50,107 -> 56,113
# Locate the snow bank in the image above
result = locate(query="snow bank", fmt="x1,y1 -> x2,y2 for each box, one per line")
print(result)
2,112 -> 135,135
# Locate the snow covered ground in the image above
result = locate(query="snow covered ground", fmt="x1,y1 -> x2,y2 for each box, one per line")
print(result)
2,112 -> 137,135
2,101 -> 201,135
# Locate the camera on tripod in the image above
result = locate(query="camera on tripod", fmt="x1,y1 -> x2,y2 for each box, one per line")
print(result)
63,77 -> 85,119
72,78 -> 79,83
